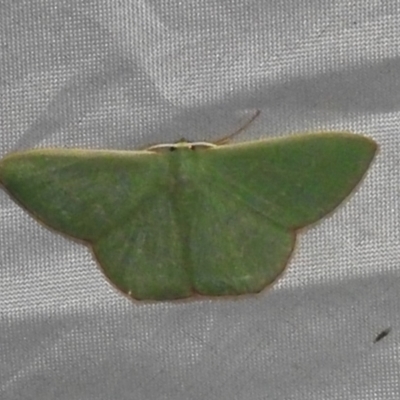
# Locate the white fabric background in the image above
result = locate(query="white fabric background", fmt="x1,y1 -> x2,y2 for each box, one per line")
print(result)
1,1 -> 399,399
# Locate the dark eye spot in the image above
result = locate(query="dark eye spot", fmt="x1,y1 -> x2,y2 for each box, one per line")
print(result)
170,147 -> 176,152
190,146 -> 196,151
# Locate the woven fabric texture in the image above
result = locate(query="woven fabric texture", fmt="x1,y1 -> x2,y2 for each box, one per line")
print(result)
1,1 -> 399,399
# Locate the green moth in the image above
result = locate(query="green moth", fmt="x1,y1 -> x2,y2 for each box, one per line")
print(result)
0,129 -> 376,301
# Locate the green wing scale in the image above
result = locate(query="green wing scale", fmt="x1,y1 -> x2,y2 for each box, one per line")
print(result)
0,133 -> 376,300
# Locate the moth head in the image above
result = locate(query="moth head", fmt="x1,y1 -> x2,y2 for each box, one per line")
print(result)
147,140 -> 216,153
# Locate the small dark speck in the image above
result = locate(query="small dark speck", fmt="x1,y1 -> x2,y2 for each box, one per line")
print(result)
374,327 -> 391,343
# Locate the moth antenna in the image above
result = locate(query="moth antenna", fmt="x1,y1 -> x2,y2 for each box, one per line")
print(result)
213,110 -> 261,145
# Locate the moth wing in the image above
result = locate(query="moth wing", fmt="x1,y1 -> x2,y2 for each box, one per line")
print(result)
186,133 -> 376,295
200,133 -> 376,229
0,149 -> 167,241
0,149 -> 193,300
